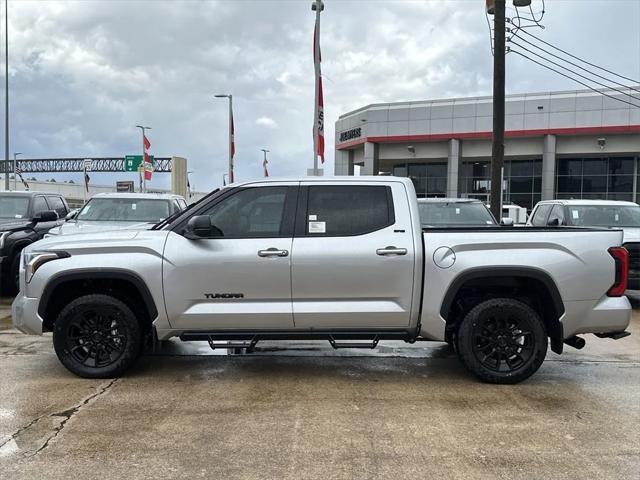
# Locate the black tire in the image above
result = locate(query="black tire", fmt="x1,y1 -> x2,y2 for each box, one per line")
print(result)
456,298 -> 547,384
53,294 -> 142,378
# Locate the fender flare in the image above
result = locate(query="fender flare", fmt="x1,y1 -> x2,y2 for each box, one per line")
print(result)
38,268 -> 158,321
439,266 -> 565,353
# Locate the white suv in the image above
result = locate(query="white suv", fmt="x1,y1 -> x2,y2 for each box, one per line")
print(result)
528,199 -> 640,289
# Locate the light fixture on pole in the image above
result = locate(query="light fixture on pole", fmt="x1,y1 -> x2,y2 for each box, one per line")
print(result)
135,125 -> 151,192
12,151 -> 20,190
214,94 -> 234,183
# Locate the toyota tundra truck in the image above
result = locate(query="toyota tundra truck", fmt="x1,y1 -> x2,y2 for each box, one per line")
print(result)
12,177 -> 632,383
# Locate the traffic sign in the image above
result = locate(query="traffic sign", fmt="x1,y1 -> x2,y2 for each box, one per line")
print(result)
124,155 -> 154,172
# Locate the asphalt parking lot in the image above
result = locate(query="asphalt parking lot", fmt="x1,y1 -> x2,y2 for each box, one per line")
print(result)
0,297 -> 638,480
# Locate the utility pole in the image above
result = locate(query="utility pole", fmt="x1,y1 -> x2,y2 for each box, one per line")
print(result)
4,0 -> 8,191
214,94 -> 234,183
489,0 -> 506,221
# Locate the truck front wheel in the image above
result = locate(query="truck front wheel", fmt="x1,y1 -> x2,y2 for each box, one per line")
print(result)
53,294 -> 142,378
456,298 -> 547,384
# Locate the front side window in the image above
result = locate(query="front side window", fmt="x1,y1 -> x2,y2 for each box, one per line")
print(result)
567,205 -> 640,227
202,186 -> 288,237
306,185 -> 393,236
0,196 -> 30,218
47,196 -> 67,218
32,196 -> 49,216
76,198 -> 171,223
547,205 -> 566,226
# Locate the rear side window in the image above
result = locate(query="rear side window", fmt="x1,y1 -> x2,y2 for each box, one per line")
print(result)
306,185 -> 394,236
531,204 -> 552,226
46,196 -> 67,218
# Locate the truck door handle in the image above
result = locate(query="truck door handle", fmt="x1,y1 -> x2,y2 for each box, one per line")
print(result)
258,248 -> 289,257
376,246 -> 408,256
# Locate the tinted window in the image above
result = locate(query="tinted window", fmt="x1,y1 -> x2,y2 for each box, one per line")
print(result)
531,204 -> 552,226
32,196 -> 49,216
567,205 -> 640,227
306,185 -> 393,236
202,187 -> 287,237
46,196 -> 67,218
547,205 -> 566,226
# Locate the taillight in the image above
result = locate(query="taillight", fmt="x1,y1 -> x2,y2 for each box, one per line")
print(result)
607,247 -> 629,297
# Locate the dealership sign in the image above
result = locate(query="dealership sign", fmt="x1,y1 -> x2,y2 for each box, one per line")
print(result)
339,127 -> 362,142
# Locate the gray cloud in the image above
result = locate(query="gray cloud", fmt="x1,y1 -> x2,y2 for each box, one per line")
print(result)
5,0 -> 640,191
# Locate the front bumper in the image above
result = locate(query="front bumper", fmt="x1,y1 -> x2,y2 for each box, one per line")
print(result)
12,291 -> 43,335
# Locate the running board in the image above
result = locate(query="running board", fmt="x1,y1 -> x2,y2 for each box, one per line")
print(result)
328,335 -> 379,349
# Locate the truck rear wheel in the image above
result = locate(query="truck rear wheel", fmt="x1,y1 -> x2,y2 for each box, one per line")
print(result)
456,298 -> 547,384
53,294 -> 142,378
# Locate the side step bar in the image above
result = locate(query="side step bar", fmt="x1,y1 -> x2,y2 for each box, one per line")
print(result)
179,330 -> 412,353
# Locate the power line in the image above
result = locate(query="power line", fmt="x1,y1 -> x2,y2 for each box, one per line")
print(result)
511,50 -> 640,109
517,28 -> 640,85
510,40 -> 640,103
513,34 -> 640,96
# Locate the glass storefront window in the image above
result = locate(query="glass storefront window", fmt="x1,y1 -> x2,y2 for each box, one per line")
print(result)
556,156 -> 637,201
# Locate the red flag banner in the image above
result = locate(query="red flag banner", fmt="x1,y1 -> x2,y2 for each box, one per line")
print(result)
143,135 -> 151,150
313,24 -> 325,163
143,135 -> 153,181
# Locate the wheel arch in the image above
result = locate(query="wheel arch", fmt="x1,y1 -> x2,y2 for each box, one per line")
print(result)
39,269 -> 158,333
440,267 -> 565,354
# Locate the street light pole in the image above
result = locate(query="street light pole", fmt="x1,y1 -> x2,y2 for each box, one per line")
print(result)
135,125 -> 151,193
12,150 -> 19,190
214,94 -> 233,184
4,0 -> 9,192
489,0 -> 506,221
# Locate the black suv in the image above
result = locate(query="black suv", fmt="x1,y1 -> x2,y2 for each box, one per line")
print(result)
0,191 -> 68,294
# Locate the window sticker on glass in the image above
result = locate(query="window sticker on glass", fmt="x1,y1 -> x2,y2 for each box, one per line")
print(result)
308,214 -> 317,221
572,210 -> 579,219
15,214 -> 22,218
455,208 -> 460,215
132,204 -> 137,210
308,221 -> 326,233
615,214 -> 619,221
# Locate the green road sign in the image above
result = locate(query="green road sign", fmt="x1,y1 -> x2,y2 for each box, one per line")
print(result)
124,155 -> 155,172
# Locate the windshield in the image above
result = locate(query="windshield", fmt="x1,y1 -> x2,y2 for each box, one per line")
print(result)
418,202 -> 496,226
0,196 -> 30,219
76,198 -> 171,223
567,205 -> 640,227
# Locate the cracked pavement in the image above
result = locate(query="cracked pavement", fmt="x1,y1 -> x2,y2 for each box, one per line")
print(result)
0,297 -> 638,480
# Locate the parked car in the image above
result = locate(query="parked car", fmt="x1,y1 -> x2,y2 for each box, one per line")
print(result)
417,198 -> 497,227
46,192 -> 187,236
13,177 -> 631,384
528,199 -> 640,289
0,191 -> 68,293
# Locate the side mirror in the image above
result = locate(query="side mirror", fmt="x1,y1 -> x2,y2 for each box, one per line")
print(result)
500,217 -> 514,226
547,217 -> 560,227
65,209 -> 79,221
184,215 -> 223,239
33,210 -> 58,223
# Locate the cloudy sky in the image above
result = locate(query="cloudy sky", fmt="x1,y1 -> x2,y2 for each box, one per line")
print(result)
5,0 -> 640,191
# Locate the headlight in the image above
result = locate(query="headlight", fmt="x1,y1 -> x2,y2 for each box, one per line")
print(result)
0,231 -> 9,250
23,251 -> 70,283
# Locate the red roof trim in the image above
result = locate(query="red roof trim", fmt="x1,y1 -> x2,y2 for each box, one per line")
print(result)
335,124 -> 640,150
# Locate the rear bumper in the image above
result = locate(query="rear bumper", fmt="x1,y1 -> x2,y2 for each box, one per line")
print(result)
12,291 -> 43,335
562,296 -> 631,338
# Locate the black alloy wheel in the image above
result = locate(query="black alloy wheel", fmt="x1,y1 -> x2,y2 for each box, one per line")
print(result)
456,298 -> 547,384
53,294 -> 142,378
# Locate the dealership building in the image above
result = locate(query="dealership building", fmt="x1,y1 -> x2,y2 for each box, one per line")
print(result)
334,87 -> 640,210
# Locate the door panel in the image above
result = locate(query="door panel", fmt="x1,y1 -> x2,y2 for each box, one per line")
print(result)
291,182 -> 416,329
162,184 -> 297,330
163,235 -> 293,329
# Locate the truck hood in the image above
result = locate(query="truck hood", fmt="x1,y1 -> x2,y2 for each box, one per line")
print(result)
622,228 -> 640,243
48,220 -> 153,236
0,218 -> 32,232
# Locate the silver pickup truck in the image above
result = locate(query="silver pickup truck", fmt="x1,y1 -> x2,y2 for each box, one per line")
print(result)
12,177 -> 631,383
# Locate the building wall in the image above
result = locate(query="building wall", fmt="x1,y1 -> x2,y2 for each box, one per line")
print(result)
335,87 -> 640,210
